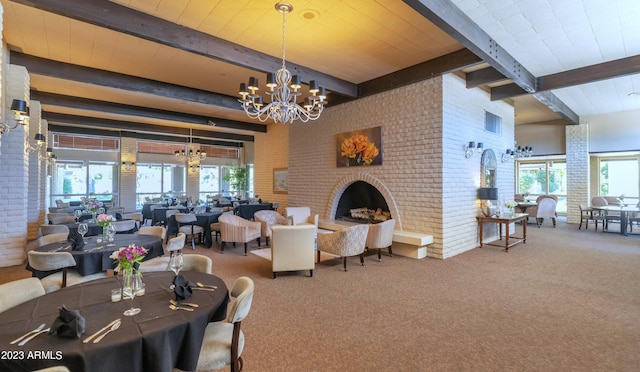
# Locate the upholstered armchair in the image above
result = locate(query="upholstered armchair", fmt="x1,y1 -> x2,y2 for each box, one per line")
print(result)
535,197 -> 557,227
270,225 -> 316,278
0,278 -> 45,313
254,210 -> 291,246
365,219 -> 396,261
523,195 -> 558,222
317,224 -> 369,271
218,213 -> 262,255
285,207 -> 319,227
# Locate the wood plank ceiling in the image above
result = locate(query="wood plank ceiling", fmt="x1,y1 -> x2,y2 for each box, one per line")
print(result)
1,0 -> 639,145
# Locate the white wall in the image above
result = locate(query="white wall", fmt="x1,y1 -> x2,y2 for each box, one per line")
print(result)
585,109 -> 640,153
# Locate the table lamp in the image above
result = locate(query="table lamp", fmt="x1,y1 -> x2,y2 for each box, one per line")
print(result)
478,188 -> 498,217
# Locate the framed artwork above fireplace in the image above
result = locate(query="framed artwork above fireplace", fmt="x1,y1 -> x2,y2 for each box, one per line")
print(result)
336,126 -> 383,167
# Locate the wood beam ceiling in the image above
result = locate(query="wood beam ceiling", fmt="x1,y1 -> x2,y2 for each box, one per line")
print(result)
9,0 -> 358,98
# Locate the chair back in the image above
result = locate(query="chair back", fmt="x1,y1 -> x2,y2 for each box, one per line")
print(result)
27,251 -> 76,272
182,254 -> 213,274
271,225 -> 316,273
36,233 -> 70,248
166,233 -> 186,253
255,210 -> 290,236
166,209 -> 180,219
285,207 -> 311,225
366,219 -> 396,249
0,278 -> 45,313
219,213 -> 242,226
138,226 -> 166,240
113,219 -> 137,233
40,224 -> 70,236
603,196 -> 621,206
48,214 -> 76,224
536,198 -> 557,218
176,213 -> 197,224
591,196 -> 608,207
227,277 -> 255,324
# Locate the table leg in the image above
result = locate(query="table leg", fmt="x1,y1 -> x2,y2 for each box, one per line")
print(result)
499,223 -> 503,240
523,217 -> 527,243
505,222 -> 510,252
621,212 -> 628,236
479,221 -> 484,247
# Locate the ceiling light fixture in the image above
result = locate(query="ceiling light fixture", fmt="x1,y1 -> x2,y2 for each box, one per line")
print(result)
0,99 -> 29,135
238,2 -> 327,123
501,145 -> 534,162
174,130 -> 206,162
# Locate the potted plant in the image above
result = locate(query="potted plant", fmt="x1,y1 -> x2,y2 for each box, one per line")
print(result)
223,166 -> 249,199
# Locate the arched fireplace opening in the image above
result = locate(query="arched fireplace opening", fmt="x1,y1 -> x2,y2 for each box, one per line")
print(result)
335,181 -> 391,223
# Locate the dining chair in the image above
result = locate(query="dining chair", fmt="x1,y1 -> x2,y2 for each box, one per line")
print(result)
121,212 -> 143,229
270,225 -> 316,278
113,219 -> 137,233
218,213 -> 262,255
40,224 -> 70,236
27,251 -> 108,293
592,196 -> 621,231
578,204 -> 604,231
0,277 -> 45,312
138,233 -> 186,272
140,252 -> 213,275
365,219 -> 396,261
175,213 -> 204,249
47,213 -> 76,224
190,276 -> 254,372
254,210 -> 291,247
35,233 -> 70,249
535,197 -> 557,227
317,224 -> 369,271
138,225 -> 166,241
31,367 -> 71,372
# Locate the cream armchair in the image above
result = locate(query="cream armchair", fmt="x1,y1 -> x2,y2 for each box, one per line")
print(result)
219,214 -> 262,255
285,207 -> 319,227
535,197 -> 557,227
366,219 -> 396,261
317,224 -> 369,271
270,225 -> 316,278
255,210 -> 291,246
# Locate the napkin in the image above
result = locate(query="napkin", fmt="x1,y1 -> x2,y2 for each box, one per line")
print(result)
48,305 -> 85,338
67,229 -> 85,251
173,275 -> 193,301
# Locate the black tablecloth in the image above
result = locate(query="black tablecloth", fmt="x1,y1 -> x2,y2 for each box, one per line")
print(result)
235,203 -> 273,220
141,202 -> 163,221
63,222 -> 103,237
0,271 -> 229,372
151,207 -> 190,226
32,234 -> 164,276
167,212 -> 222,248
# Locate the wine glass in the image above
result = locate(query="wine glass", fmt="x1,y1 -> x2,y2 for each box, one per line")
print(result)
168,253 -> 184,289
122,273 -> 141,316
74,209 -> 82,222
78,223 -> 88,243
106,224 -> 117,246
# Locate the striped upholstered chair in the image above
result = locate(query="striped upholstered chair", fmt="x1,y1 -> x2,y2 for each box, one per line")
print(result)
218,214 -> 261,255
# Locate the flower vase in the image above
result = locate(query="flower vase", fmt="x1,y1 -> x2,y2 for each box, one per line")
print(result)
91,212 -> 97,223
102,226 -> 109,243
509,207 -> 515,217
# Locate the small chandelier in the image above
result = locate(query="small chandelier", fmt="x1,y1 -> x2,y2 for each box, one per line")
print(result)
238,2 -> 327,123
175,148 -> 206,162
501,145 -> 534,162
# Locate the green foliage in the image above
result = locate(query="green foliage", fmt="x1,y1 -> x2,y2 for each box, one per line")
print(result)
63,178 -> 73,194
223,166 -> 248,191
600,163 -> 609,195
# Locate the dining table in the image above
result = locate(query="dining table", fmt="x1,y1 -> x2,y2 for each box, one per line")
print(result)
167,212 -> 223,248
0,271 -> 229,372
31,234 -> 164,277
592,205 -> 640,236
151,207 -> 190,226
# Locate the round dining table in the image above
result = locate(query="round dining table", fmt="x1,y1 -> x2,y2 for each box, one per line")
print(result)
0,271 -> 229,372
592,205 -> 640,236
31,234 -> 164,277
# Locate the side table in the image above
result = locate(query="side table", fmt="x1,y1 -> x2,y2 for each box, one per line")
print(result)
477,213 -> 528,252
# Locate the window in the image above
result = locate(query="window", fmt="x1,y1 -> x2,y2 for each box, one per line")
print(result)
599,157 -> 639,197
199,165 -> 220,200
517,160 -> 567,214
485,111 -> 502,135
135,163 -> 186,208
51,161 -> 119,205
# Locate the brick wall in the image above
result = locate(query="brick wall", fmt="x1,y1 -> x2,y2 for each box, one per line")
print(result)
120,137 -> 137,212
254,123 -> 289,213
566,124 -> 590,224
0,64 -> 30,267
27,100 -> 43,240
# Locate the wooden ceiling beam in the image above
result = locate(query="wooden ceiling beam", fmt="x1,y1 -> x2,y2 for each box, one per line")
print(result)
42,112 -> 255,143
359,48 -> 483,97
403,0 -> 578,124
540,54 -> 640,91
9,0 -> 357,98
30,91 -> 266,133
465,67 -> 508,88
12,52 -> 239,109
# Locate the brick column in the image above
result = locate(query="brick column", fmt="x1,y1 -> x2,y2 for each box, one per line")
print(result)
0,64 -> 31,267
186,143 -> 201,201
26,101 -> 44,240
120,137 -> 137,212
566,123 -> 590,224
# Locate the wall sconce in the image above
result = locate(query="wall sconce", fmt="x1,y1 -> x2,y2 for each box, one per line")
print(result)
39,147 -> 57,163
0,99 -> 30,134
189,164 -> 200,173
122,161 -> 135,171
501,145 -> 533,162
478,187 -> 498,217
464,141 -> 483,159
25,133 -> 46,153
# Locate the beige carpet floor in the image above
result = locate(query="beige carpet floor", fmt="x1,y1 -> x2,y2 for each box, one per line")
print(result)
2,220 -> 639,371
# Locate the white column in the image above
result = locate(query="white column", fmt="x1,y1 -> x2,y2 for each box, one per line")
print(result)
566,123 -> 590,224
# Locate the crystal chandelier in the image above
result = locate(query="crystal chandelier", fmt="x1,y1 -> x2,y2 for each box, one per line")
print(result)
174,130 -> 206,162
238,2 -> 327,123
501,145 -> 533,162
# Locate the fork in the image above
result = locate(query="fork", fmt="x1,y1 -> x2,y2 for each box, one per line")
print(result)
18,328 -> 51,346
169,304 -> 194,312
170,299 -> 199,308
10,323 -> 46,345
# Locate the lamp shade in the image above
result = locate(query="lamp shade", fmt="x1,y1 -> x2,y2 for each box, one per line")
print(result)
478,187 -> 498,200
10,99 -> 28,114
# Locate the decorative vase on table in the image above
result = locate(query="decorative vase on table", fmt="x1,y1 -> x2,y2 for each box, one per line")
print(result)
91,212 -> 97,223
110,244 -> 148,317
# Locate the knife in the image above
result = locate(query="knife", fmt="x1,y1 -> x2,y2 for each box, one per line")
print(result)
82,318 -> 122,344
